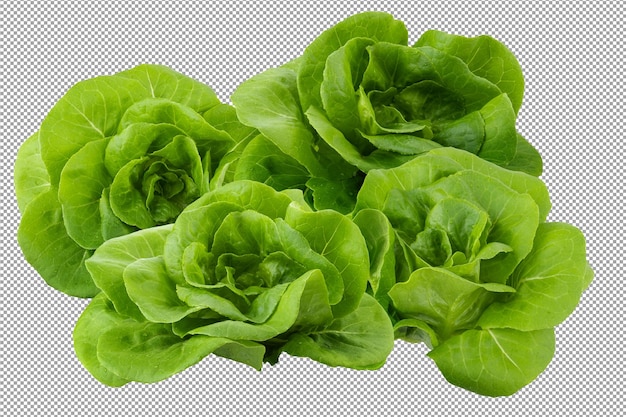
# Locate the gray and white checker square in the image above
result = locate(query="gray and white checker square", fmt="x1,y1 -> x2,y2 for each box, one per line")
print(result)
1,0 -> 623,415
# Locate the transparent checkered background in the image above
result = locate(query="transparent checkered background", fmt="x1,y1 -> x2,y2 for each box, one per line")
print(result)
1,1 -> 623,415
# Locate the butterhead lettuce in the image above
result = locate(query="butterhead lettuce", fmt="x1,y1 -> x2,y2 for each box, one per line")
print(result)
73,181 -> 394,385
13,12 -> 593,398
15,64 -> 253,297
352,147 -> 593,396
231,11 -> 542,213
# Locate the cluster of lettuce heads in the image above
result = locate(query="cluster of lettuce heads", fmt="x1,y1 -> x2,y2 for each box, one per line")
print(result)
14,12 -> 593,397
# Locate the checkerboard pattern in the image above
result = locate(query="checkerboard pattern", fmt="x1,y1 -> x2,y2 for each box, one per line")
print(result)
1,1 -> 623,415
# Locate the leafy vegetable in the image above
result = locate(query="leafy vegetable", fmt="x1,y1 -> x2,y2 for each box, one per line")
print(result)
13,12 -> 593,397
353,147 -> 592,396
74,180 -> 394,385
15,64 -> 253,297
232,11 -> 542,213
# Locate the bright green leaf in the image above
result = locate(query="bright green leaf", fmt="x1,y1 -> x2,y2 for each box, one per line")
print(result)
428,328 -> 555,397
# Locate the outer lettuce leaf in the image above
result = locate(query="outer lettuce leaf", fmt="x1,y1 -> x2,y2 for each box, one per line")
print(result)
428,328 -> 555,397
234,135 -> 310,192
503,133 -> 544,176
14,132 -> 50,213
352,209 -> 396,308
17,189 -> 97,297
74,292 -> 265,385
415,29 -> 525,115
85,225 -> 173,320
478,222 -> 591,330
389,268 -> 515,341
230,66 -> 358,210
73,293 -> 132,387
282,293 -> 395,370
97,323 -> 265,384
284,204 -> 370,317
231,67 -> 322,176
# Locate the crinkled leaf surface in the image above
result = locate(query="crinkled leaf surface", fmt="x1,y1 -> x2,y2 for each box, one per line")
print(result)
297,11 -> 409,111
415,30 -> 525,114
355,152 -> 541,285
185,270 -> 326,341
285,204 -> 369,317
355,147 -> 550,220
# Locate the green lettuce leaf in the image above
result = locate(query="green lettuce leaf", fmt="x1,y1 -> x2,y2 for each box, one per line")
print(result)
428,328 -> 555,397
